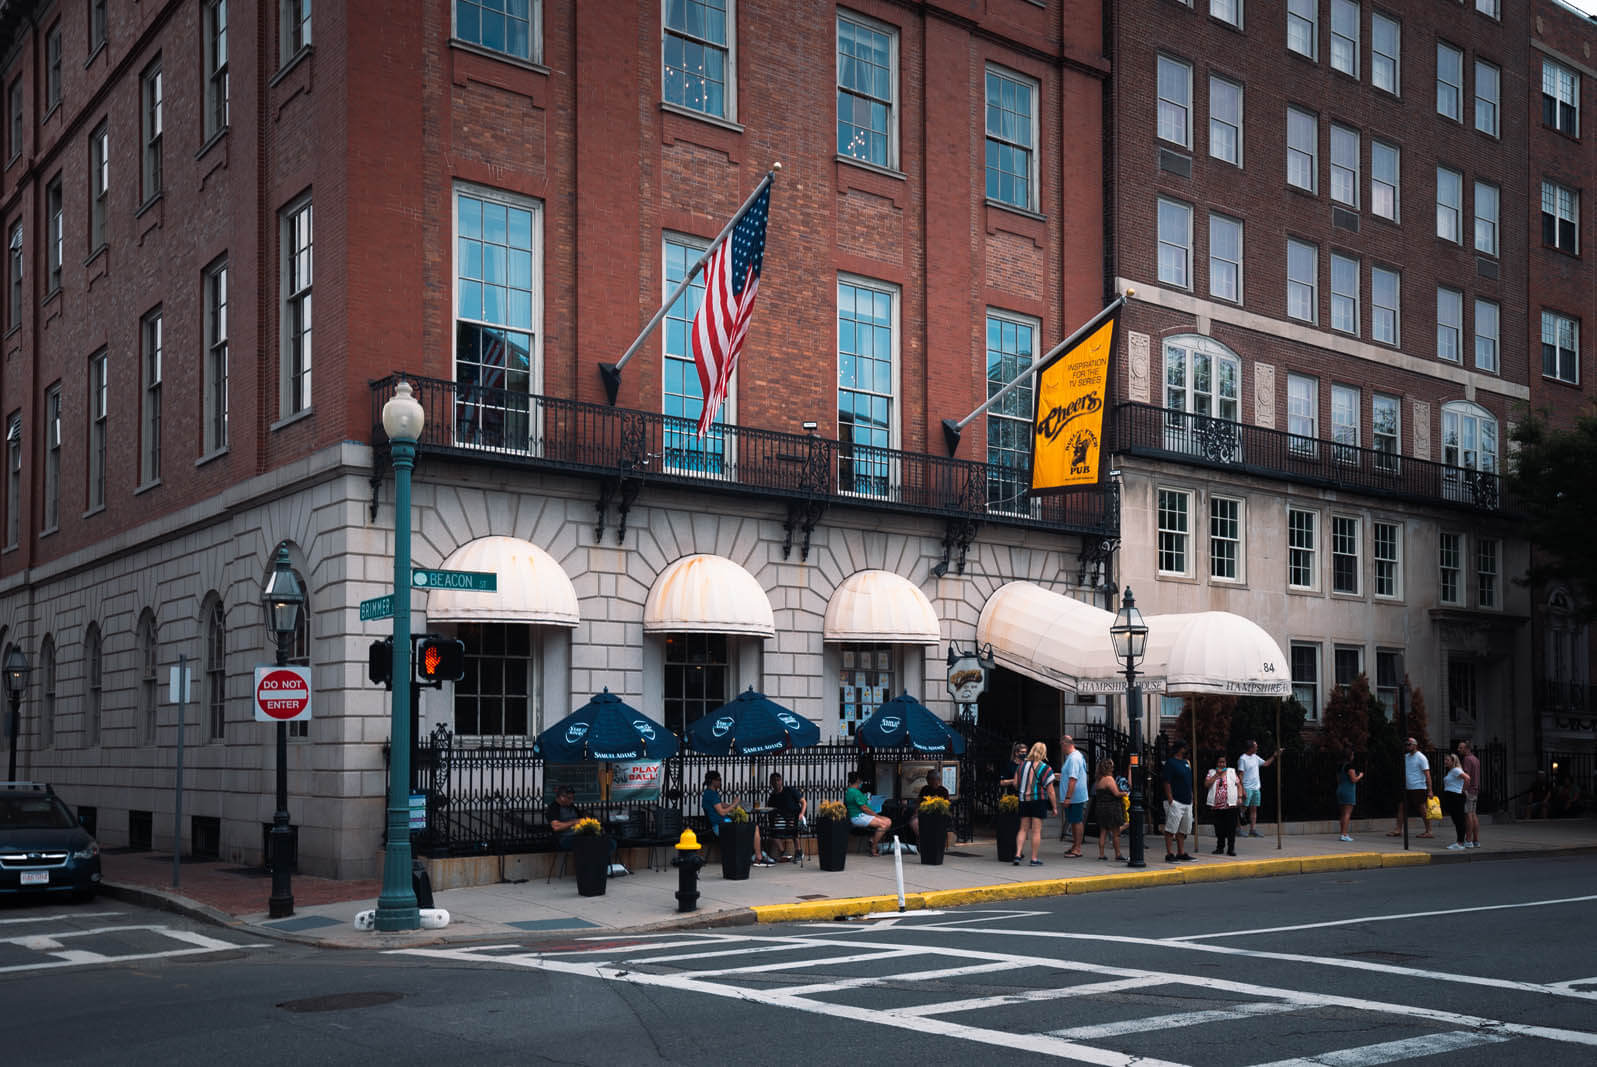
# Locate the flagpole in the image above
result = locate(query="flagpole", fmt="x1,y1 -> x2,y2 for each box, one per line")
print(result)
600,164 -> 781,406
940,292 -> 1129,455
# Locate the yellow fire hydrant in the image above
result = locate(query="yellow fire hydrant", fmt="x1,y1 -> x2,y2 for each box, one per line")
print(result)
672,828 -> 704,913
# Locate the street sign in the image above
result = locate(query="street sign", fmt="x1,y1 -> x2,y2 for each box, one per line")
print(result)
168,664 -> 193,704
360,593 -> 395,621
412,568 -> 497,592
254,665 -> 313,722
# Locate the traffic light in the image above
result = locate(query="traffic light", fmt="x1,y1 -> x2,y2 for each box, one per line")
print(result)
414,634 -> 465,686
368,638 -> 393,690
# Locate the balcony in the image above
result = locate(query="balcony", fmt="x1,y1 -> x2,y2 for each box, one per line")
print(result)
1112,403 -> 1514,515
1537,677 -> 1596,714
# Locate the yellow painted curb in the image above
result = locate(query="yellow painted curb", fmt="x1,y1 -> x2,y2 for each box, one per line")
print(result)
751,893 -> 924,923
1381,851 -> 1432,867
921,880 -> 1072,909
1067,869 -> 1185,893
1299,853 -> 1385,873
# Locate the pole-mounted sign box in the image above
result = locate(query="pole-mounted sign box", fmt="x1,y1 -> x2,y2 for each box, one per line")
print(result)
254,665 -> 313,722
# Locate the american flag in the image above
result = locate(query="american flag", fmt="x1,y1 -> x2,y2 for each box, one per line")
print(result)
692,182 -> 771,437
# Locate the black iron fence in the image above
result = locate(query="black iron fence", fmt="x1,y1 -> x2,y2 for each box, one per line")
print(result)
1537,677 -> 1597,715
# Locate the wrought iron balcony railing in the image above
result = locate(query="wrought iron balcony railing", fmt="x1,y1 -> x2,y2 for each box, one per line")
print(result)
1112,403 -> 1514,515
1537,677 -> 1596,714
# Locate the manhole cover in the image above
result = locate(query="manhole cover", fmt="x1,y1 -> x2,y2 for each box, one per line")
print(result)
278,992 -> 405,1013
1343,950 -> 1424,964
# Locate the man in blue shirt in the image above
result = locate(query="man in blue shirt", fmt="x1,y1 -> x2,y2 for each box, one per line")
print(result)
701,770 -> 774,867
1162,740 -> 1195,862
1060,734 -> 1089,857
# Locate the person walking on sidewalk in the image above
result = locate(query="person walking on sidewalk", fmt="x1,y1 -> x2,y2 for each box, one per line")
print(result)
1388,738 -> 1435,839
1204,754 -> 1243,856
1237,740 -> 1279,838
1440,754 -> 1471,849
1336,749 -> 1363,842
1014,742 -> 1059,867
1060,734 -> 1089,858
1163,741 -> 1195,862
1457,740 -> 1482,848
1091,758 -> 1125,861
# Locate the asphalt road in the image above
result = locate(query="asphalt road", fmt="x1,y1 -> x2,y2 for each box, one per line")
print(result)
4,855 -> 1595,1065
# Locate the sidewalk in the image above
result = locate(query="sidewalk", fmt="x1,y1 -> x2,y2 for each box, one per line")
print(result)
99,816 -> 1597,949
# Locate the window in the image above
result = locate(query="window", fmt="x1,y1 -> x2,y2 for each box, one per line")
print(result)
1330,252 -> 1359,334
89,0 -> 107,52
141,308 -> 162,483
1209,74 -> 1242,166
1210,495 -> 1242,581
454,623 -> 536,737
1157,55 -> 1192,148
204,0 -> 229,138
45,22 -> 61,112
207,600 -> 226,740
1543,59 -> 1579,137
1371,139 -> 1399,221
1436,286 -> 1462,363
1287,372 -> 1318,455
837,277 -> 897,498
838,643 -> 892,739
1474,60 -> 1498,137
1330,124 -> 1358,206
1331,382 -> 1358,464
1157,198 -> 1192,289
281,197 -> 313,415
455,0 -> 537,62
205,259 -> 229,453
1436,42 -> 1462,121
1477,538 -> 1498,609
140,61 -> 162,202
1375,648 -> 1403,717
1474,298 -> 1498,374
39,636 -> 54,749
84,623 -> 102,747
1286,238 -> 1316,323
455,187 -> 539,450
1163,336 -> 1241,427
1334,646 -> 1363,689
1541,310 -> 1579,384
1287,0 -> 1316,59
281,0 -> 312,59
836,13 -> 896,169
1288,507 -> 1317,589
89,123 -> 108,250
661,234 -> 721,469
1473,180 -> 1497,256
1332,515 -> 1360,594
986,311 -> 1036,514
42,384 -> 59,530
1435,166 -> 1461,242
1371,11 -> 1399,94
1373,521 -> 1401,598
4,414 -> 18,547
1441,401 -> 1498,478
285,573 -> 310,738
1286,107 -> 1316,191
661,631 -> 731,738
1330,0 -> 1357,77
1157,488 -> 1191,576
664,0 -> 731,120
88,349 -> 106,509
44,175 -> 61,292
1209,213 -> 1242,302
6,79 -> 19,161
1292,642 -> 1320,718
1475,0 -> 1498,16
985,67 -> 1036,210
1371,265 -> 1399,345
1211,0 -> 1241,27
1372,393 -> 1399,472
6,222 -> 19,327
1541,180 -> 1579,254
1439,532 -> 1462,605
138,610 -> 158,744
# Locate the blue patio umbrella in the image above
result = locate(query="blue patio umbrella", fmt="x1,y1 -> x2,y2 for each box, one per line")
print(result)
686,687 -> 821,755
535,689 -> 679,761
855,692 -> 967,755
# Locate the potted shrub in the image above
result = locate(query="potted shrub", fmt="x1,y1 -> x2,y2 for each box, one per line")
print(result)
815,800 -> 849,871
720,805 -> 756,880
570,817 -> 609,897
916,795 -> 952,865
995,794 -> 1021,863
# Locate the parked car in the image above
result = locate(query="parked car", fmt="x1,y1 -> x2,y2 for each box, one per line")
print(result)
0,782 -> 101,900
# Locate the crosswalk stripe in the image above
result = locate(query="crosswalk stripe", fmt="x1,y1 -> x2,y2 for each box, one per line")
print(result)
779,959 -> 1014,997
1054,1001 -> 1299,1040
896,976 -> 1166,1017
1250,1029 -> 1512,1066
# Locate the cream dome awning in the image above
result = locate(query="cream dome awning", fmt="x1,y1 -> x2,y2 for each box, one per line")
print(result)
823,570 -> 941,645
976,582 -> 1129,693
643,554 -> 776,637
1151,612 -> 1293,696
424,536 -> 579,627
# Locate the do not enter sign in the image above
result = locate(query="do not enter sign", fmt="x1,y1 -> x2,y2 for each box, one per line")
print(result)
254,665 -> 313,722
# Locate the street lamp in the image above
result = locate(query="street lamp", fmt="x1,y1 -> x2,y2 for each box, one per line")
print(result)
1110,587 -> 1150,869
376,380 -> 424,931
262,542 -> 304,918
4,645 -> 29,781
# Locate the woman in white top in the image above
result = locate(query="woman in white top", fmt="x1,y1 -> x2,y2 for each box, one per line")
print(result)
1204,756 -> 1244,857
1440,754 -> 1471,849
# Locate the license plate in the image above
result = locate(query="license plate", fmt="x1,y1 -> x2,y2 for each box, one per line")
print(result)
20,870 -> 49,886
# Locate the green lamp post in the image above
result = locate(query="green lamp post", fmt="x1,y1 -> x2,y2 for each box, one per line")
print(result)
262,542 -> 305,917
1110,586 -> 1150,869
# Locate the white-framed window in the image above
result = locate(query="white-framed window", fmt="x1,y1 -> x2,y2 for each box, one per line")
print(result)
455,0 -> 539,63
837,275 -> 899,498
1435,166 -> 1462,242
1209,74 -> 1242,166
1157,488 -> 1192,576
1330,0 -> 1358,77
1157,54 -> 1192,148
837,11 -> 897,169
1158,198 -> 1193,289
985,66 -> 1038,211
284,568 -> 311,738
1473,179 -> 1498,255
1474,59 -> 1498,137
44,21 -> 60,111
141,308 -> 162,484
1334,645 -> 1364,689
206,599 -> 226,740
280,0 -> 311,59
1542,179 -> 1579,254
89,123 -> 108,250
4,413 -> 18,548
1330,124 -> 1358,206
1474,298 -> 1499,374
1371,139 -> 1399,221
1373,521 -> 1401,598
44,174 -> 61,292
455,623 -> 541,737
1372,393 -> 1399,473
1210,495 -> 1243,582
455,186 -> 541,453
1287,0 -> 1317,59
1436,41 -> 1463,121
6,221 -> 19,328
280,196 -> 313,417
1441,401 -> 1498,477
1209,213 -> 1242,302
1372,11 -> 1399,94
203,0 -> 229,138
985,309 -> 1037,515
42,383 -> 59,530
1330,252 -> 1359,334
1375,647 -> 1404,716
1439,531 -> 1462,605
1287,238 -> 1317,323
1331,514 -> 1360,594
1331,382 -> 1359,464
88,349 -> 106,510
1541,310 -> 1579,384
661,233 -> 724,470
1288,372 -> 1318,456
140,60 -> 162,202
84,623 -> 102,747
1477,538 -> 1499,609
838,642 -> 893,740
205,258 -> 229,453
1436,286 -> 1462,363
664,0 -> 733,120
1291,642 -> 1320,717
1286,106 -> 1316,191
1543,58 -> 1579,137
1163,335 -> 1241,424
1288,507 -> 1318,589
1211,0 -> 1241,28
1371,264 -> 1400,345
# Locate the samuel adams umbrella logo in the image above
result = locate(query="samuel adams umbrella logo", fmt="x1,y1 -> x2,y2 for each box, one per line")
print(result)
880,716 -> 902,731
565,722 -> 590,744
634,720 -> 657,740
777,712 -> 802,731
712,716 -> 736,738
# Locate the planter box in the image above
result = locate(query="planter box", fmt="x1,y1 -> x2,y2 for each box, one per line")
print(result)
816,819 -> 849,871
917,812 -> 950,864
994,812 -> 1020,863
719,821 -> 755,880
572,835 -> 610,897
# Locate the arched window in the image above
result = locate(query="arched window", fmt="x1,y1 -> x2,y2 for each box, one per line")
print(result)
138,609 -> 159,745
39,635 -> 55,749
206,598 -> 226,741
1163,335 -> 1243,460
84,624 -> 102,747
287,571 -> 310,738
1440,401 -> 1499,506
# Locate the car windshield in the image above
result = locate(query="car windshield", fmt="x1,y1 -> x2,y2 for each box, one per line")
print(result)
0,795 -> 77,830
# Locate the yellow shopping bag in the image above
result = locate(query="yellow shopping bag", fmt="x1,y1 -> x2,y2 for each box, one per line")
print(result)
1425,795 -> 1442,822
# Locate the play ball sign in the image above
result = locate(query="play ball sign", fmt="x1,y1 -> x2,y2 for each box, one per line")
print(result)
254,665 -> 313,722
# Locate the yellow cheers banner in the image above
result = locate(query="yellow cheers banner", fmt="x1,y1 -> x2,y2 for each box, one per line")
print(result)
1031,312 -> 1118,492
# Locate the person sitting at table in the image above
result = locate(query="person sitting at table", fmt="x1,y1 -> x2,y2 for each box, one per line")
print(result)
910,769 -> 952,847
545,784 -> 618,867
766,772 -> 807,862
702,770 -> 775,867
845,770 -> 892,855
